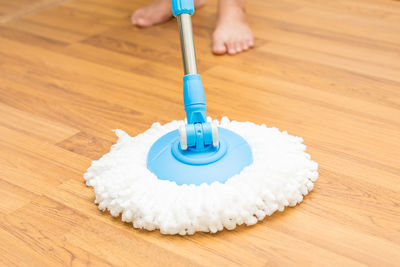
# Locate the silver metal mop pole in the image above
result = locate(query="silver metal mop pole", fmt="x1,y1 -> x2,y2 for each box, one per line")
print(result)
177,13 -> 198,75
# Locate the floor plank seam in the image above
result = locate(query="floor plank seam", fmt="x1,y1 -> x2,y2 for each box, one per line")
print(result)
0,0 -> 71,24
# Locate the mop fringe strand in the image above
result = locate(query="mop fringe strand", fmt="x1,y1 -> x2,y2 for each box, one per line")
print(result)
84,117 -> 318,235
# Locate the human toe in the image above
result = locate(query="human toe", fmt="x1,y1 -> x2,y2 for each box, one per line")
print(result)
227,42 -> 237,54
212,42 -> 227,55
247,36 -> 254,48
241,40 -> 249,51
234,41 -> 242,53
212,35 -> 227,54
131,10 -> 150,26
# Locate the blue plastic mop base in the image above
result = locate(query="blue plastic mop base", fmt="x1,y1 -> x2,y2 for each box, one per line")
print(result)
147,127 -> 253,185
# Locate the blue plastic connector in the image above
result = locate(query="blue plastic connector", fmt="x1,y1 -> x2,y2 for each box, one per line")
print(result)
171,0 -> 194,16
183,74 -> 206,124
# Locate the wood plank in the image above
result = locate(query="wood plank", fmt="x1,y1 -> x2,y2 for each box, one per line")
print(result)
217,50 -> 400,109
65,218 -> 199,267
259,41 -> 400,83
4,17 -> 88,43
0,0 -> 66,24
253,4 -> 400,45
0,102 -> 78,144
0,179 -> 37,214
0,125 -> 89,195
0,197 -> 112,266
256,26 -> 400,69
56,132 -> 112,160
0,24 -> 68,49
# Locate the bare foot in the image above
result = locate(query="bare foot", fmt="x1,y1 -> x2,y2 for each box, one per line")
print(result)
212,0 -> 254,55
132,0 -> 205,27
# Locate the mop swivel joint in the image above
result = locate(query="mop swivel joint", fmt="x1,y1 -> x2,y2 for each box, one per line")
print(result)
179,122 -> 219,151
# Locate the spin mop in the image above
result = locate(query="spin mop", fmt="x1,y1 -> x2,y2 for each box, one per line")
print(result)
84,0 -> 318,235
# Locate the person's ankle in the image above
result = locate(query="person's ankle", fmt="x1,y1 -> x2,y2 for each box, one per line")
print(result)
217,4 -> 246,23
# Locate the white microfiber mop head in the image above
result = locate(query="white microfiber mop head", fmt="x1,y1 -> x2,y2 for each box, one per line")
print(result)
84,117 -> 318,235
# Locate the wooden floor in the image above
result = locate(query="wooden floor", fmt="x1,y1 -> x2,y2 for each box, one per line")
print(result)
1,0 -> 400,265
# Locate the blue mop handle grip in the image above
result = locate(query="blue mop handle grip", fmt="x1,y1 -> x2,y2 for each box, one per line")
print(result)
171,0 -> 195,16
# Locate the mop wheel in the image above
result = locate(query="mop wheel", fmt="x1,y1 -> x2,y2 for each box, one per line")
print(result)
84,117 -> 318,235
